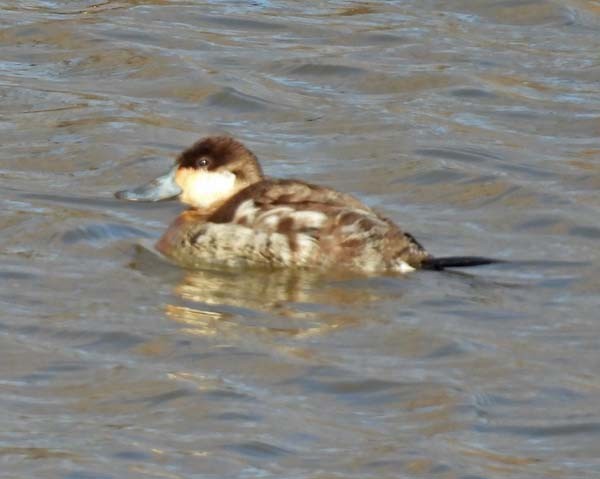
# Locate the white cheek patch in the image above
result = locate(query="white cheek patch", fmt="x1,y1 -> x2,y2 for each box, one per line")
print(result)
179,170 -> 237,209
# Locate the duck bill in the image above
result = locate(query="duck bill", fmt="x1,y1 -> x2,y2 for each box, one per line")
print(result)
115,165 -> 182,202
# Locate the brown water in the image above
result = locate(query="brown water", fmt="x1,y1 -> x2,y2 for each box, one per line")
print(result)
1,1 -> 600,478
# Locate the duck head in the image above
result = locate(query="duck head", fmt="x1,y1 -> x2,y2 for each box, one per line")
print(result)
115,136 -> 264,211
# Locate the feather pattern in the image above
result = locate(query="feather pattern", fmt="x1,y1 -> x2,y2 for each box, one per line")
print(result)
157,178 -> 429,272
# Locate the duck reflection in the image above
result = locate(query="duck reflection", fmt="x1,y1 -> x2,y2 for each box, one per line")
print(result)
164,266 -> 399,344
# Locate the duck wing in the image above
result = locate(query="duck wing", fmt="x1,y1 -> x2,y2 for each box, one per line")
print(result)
208,179 -> 374,235
207,179 -> 428,269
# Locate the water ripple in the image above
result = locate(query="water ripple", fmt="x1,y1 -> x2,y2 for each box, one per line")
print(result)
2,1 -> 600,478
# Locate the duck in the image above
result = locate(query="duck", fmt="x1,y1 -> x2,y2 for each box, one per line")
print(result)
115,136 -> 499,274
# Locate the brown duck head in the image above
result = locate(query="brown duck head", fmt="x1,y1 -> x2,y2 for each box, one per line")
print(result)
115,136 -> 264,212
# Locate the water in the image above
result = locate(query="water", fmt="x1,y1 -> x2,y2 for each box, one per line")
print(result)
1,1 -> 599,478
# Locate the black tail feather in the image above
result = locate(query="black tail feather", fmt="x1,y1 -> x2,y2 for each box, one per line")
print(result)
421,256 -> 504,271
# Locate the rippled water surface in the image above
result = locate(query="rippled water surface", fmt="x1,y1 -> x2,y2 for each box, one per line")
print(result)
2,1 -> 600,478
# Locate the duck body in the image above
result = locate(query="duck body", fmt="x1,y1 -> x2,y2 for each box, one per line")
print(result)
115,136 -> 498,274
155,178 -> 428,273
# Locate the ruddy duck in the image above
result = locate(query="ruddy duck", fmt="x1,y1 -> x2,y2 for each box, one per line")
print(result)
115,136 -> 499,273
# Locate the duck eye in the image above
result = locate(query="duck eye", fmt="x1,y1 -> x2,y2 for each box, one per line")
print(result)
197,158 -> 210,168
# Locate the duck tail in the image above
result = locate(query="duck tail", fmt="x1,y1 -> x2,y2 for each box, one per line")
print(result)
421,256 -> 504,271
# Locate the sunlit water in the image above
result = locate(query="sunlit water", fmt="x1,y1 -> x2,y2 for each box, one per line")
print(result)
1,1 -> 599,478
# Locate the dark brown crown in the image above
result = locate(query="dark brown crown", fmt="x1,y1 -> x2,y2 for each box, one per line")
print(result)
176,136 -> 264,185
177,136 -> 251,168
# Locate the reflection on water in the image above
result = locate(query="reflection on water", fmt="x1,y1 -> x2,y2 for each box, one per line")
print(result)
1,0 -> 600,478
165,267 -> 391,345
